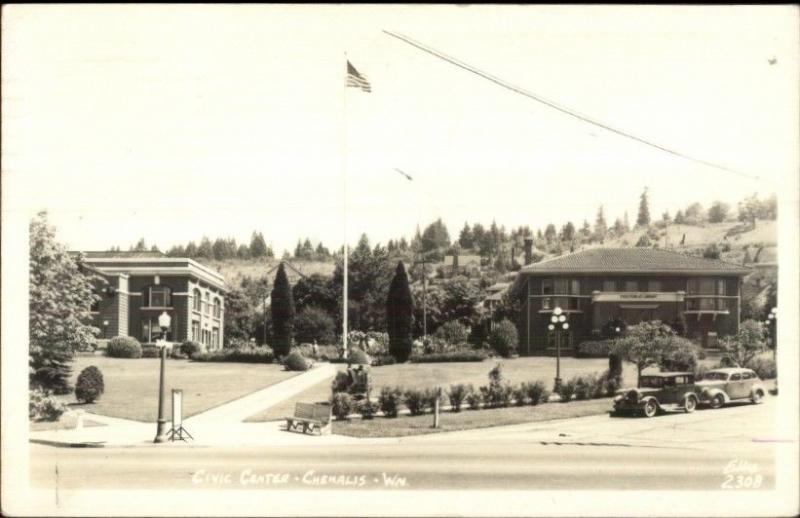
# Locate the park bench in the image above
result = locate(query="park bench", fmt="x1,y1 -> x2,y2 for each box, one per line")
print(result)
285,402 -> 332,435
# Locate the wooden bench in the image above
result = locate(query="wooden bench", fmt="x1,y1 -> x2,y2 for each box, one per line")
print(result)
285,402 -> 332,435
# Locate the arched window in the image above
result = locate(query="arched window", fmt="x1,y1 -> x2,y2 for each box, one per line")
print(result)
144,285 -> 172,307
204,292 -> 210,315
193,288 -> 201,311
213,297 -> 221,318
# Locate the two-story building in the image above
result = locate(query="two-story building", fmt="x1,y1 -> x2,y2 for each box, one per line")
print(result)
516,247 -> 750,355
78,252 -> 227,349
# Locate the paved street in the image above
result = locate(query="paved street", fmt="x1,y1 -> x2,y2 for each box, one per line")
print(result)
30,398 -> 779,491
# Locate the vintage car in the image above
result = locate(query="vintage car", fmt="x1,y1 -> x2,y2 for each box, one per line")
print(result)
612,372 -> 698,417
695,367 -> 766,408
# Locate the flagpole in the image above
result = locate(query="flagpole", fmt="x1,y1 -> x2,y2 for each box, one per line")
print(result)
342,52 -> 349,360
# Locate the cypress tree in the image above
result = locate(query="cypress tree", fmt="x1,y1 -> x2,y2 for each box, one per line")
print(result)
386,261 -> 414,362
637,187 -> 651,227
270,263 -> 295,356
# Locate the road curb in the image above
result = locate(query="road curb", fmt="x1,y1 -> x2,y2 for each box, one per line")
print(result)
30,438 -> 106,448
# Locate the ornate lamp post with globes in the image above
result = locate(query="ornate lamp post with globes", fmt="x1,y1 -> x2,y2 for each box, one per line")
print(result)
153,311 -> 171,444
548,306 -> 569,391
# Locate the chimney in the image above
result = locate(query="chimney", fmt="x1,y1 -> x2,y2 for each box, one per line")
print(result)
524,237 -> 533,265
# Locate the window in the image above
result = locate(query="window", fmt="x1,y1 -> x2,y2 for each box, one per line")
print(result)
191,321 -> 200,341
193,289 -> 201,312
553,278 -> 568,294
602,280 -> 616,292
570,279 -> 581,295
741,371 -> 754,380
730,373 -> 742,382
647,280 -> 662,292
141,316 -> 171,343
541,297 -> 551,310
204,292 -> 210,315
688,278 -> 717,295
624,280 -> 639,292
145,286 -> 172,307
212,328 -> 219,349
213,297 -> 221,318
542,279 -> 553,295
716,279 -> 726,296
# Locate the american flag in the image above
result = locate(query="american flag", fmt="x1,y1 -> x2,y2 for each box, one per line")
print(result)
346,61 -> 371,93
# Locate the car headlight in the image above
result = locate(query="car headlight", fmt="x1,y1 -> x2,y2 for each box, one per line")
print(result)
613,394 -> 623,403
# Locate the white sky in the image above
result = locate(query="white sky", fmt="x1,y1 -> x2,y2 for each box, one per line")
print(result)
2,5 -> 798,254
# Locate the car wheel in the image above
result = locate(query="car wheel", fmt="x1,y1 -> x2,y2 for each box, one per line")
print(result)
684,395 -> 697,413
710,393 -> 725,409
643,400 -> 658,418
751,390 -> 764,404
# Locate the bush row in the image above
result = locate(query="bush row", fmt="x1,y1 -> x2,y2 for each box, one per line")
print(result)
192,346 -> 275,364
555,370 -> 621,402
409,350 -> 488,363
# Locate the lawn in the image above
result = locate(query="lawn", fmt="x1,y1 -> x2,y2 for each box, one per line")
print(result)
332,398 -> 614,438
245,357 -> 636,422
56,355 -> 297,422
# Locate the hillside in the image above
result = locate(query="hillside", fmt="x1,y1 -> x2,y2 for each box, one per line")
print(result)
204,258 -> 336,286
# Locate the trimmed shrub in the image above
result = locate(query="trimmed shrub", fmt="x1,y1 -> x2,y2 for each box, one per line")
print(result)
141,346 -> 160,358
331,371 -> 350,394
523,381 -> 550,406
75,366 -> 105,404
488,319 -> 518,358
433,321 -> 469,346
348,349 -> 371,366
179,340 -> 204,358
403,388 -> 427,416
466,390 -> 482,410
284,351 -> 310,372
386,262 -> 414,362
595,369 -> 621,398
357,399 -> 376,420
576,340 -> 615,358
448,383 -> 470,412
331,392 -> 353,421
106,336 -> 142,359
192,347 -> 275,364
746,357 -> 777,379
378,386 -> 402,418
512,385 -> 528,406
371,354 -> 396,367
557,380 -> 576,402
410,350 -> 488,363
573,374 -> 598,400
29,388 -> 67,421
424,388 -> 445,412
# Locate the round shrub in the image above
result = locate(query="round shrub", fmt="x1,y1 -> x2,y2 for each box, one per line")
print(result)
378,386 -> 402,418
284,351 -> 310,372
179,340 -> 205,358
348,349 -> 370,366
106,336 -> 142,359
331,392 -> 353,420
488,319 -> 518,358
433,320 -> 469,346
75,366 -> 105,404
29,388 -> 67,421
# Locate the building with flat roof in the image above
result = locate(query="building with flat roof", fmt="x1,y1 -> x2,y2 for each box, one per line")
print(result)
77,252 -> 227,349
517,247 -> 751,355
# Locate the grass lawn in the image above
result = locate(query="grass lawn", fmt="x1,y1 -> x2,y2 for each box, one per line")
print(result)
56,355 -> 297,422
333,398 -> 613,438
245,357 -> 636,422
30,416 -> 106,432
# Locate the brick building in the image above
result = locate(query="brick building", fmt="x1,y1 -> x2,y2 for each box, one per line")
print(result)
517,247 -> 750,355
79,252 -> 227,349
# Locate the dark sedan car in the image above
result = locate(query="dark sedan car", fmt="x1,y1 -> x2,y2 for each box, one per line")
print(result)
613,372 -> 698,417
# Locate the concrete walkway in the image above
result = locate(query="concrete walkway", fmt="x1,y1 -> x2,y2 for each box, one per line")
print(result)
29,363 -> 340,448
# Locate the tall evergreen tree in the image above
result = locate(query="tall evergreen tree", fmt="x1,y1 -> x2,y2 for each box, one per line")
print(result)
637,187 -> 651,227
458,222 -> 474,249
29,213 -> 100,394
386,261 -> 414,362
270,263 -> 295,356
249,231 -> 269,258
594,205 -> 608,242
196,236 -> 213,259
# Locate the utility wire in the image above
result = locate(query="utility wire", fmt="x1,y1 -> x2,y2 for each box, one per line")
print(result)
383,30 -> 758,181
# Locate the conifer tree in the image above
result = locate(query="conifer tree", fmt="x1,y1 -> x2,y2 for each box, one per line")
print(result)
637,187 -> 651,227
270,263 -> 295,356
386,261 -> 414,362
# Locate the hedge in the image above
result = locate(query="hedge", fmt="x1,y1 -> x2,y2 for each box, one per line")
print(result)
575,340 -> 615,358
410,350 -> 488,363
106,336 -> 142,359
192,347 -> 275,364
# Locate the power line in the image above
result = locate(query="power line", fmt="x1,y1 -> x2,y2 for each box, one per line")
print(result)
383,30 -> 759,181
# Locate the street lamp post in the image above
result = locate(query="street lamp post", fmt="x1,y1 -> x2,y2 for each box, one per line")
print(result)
548,306 -> 569,391
153,311 -> 171,444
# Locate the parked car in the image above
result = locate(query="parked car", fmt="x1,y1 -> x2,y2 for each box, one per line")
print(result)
695,368 -> 766,408
612,372 -> 698,418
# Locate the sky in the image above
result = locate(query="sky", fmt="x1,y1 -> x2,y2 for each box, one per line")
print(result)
3,5 -> 798,254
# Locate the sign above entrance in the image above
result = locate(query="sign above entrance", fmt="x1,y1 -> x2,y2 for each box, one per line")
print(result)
591,291 -> 685,303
